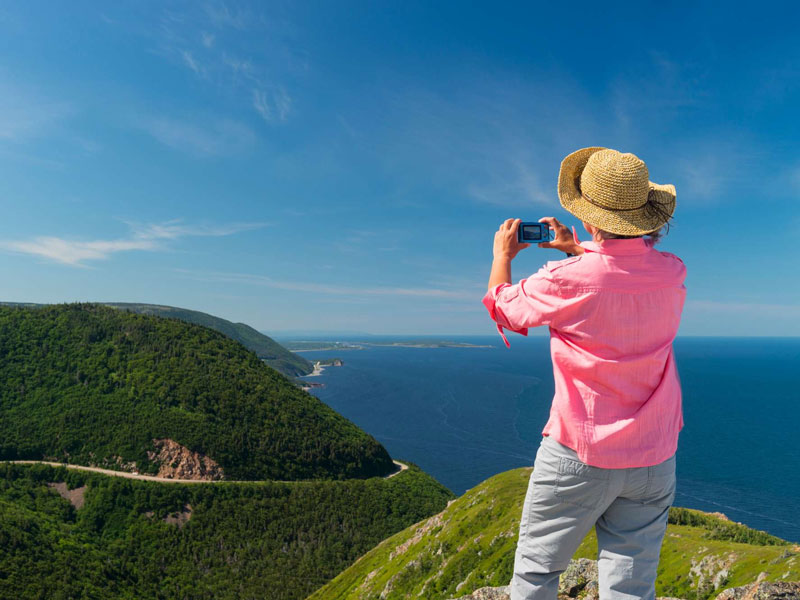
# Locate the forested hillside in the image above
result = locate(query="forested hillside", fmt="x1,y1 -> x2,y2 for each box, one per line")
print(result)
0,304 -> 393,480
0,462 -> 453,600
104,302 -> 313,377
0,301 -> 313,378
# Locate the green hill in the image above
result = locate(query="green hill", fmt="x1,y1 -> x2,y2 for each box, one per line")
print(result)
1,301 -> 313,378
0,303 -> 392,480
103,303 -> 314,377
309,467 -> 800,600
0,461 -> 454,600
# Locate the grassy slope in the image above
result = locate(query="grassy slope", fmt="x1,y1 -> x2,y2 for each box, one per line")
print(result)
0,462 -> 454,600
0,303 -> 393,480
309,467 -> 800,600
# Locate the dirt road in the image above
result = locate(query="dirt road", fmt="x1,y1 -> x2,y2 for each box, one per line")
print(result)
4,459 -> 410,484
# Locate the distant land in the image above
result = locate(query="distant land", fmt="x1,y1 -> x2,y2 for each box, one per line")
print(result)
0,301 -> 313,379
285,339 -> 493,351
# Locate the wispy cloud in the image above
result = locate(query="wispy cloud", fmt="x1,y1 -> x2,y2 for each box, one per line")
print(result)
138,115 -> 255,156
610,51 -> 708,137
466,159 -> 555,208
1,220 -> 266,267
0,79 -> 72,141
253,87 -> 292,123
371,71 -> 602,209
200,31 -> 215,48
180,49 -> 204,76
204,3 -> 254,30
663,136 -> 769,205
176,269 -> 477,300
140,5 -> 296,125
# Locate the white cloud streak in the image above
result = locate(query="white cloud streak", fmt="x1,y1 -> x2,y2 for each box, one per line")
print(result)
148,6 -> 294,125
204,3 -> 252,30
139,115 -> 255,156
200,31 -> 215,48
253,86 -> 292,123
0,80 -> 71,141
180,50 -> 204,75
374,72 -> 601,209
1,220 -> 267,267
175,269 -> 478,300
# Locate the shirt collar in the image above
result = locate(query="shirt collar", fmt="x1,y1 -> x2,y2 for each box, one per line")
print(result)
579,237 -> 653,256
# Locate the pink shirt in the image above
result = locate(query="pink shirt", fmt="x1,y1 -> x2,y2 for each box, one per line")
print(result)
482,237 -> 687,468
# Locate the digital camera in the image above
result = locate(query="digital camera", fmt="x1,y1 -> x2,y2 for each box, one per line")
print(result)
517,222 -> 554,244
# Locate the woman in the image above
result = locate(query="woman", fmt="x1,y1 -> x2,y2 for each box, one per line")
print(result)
482,147 -> 686,600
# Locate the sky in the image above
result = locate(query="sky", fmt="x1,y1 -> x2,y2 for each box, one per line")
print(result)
0,1 -> 798,337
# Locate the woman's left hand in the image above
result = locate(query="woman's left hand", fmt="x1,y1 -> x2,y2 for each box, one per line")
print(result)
493,218 -> 530,260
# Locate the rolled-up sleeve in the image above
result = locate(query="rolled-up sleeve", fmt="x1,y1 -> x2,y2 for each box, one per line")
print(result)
482,266 -> 563,348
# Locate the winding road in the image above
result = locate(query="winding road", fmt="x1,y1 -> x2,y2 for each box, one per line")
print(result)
3,459 -> 409,484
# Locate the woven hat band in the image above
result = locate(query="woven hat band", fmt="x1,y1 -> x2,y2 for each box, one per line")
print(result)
581,190 -> 650,212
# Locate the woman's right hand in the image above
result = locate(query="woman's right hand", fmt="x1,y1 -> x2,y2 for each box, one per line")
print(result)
537,217 -> 584,255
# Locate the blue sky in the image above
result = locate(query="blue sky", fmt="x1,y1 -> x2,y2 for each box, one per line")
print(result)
0,1 -> 798,337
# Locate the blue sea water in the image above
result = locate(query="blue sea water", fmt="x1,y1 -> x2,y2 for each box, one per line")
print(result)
293,335 -> 800,543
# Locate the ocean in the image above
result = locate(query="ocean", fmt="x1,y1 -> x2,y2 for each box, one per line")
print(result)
291,335 -> 800,543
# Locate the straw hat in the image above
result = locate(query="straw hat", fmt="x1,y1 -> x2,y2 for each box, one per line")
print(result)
557,147 -> 676,235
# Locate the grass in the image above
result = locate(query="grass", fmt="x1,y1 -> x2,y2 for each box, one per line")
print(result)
307,467 -> 800,600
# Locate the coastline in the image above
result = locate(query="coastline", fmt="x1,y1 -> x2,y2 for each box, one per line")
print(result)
299,359 -> 343,391
289,340 -> 493,352
294,336 -> 800,544
306,361 -> 325,377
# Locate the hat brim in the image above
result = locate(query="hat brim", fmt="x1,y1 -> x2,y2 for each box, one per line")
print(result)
557,147 -> 676,236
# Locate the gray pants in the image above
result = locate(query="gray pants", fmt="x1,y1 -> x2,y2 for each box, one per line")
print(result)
510,435 -> 676,600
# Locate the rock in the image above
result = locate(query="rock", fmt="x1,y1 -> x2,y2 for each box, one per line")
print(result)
559,558 -> 598,597
389,511 -> 446,559
446,559 -> 690,600
164,503 -> 193,528
716,581 -> 800,599
447,586 -> 509,600
689,551 -> 738,596
47,482 -> 87,509
710,511 -> 731,521
146,438 -> 224,480
145,504 -> 194,528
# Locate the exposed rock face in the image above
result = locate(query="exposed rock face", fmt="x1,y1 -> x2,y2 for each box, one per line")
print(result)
449,586 -> 689,600
447,559 -> 689,600
448,586 -> 510,600
689,550 -> 739,597
716,581 -> 800,599
390,512 -> 447,560
145,504 -> 193,528
446,557 -> 800,600
164,504 -> 193,528
146,438 -> 224,480
47,482 -> 86,509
